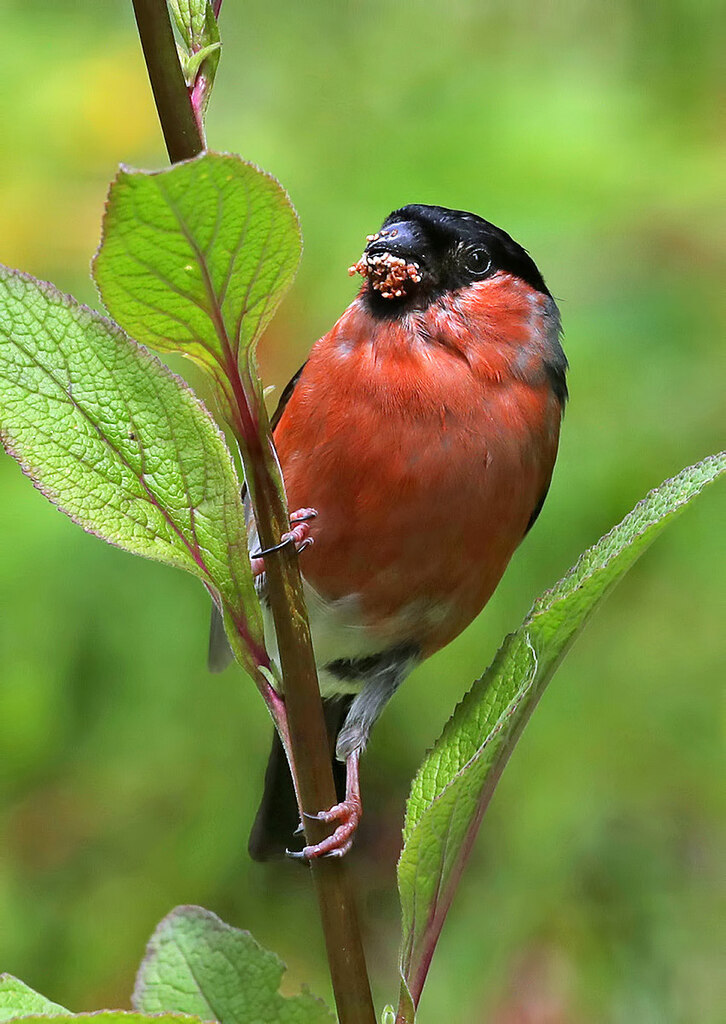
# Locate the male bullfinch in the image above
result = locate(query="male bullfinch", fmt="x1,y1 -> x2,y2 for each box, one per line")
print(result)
209,204 -> 567,861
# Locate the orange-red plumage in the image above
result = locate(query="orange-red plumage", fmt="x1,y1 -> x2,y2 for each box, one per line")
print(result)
227,204 -> 567,860
275,274 -> 561,656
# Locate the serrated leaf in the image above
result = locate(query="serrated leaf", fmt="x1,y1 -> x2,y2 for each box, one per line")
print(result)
0,267 -> 264,673
397,454 -> 726,1011
133,906 -> 335,1024
4,1015 -> 201,1024
93,153 -> 301,381
0,975 -> 69,1020
0,980 -> 197,1024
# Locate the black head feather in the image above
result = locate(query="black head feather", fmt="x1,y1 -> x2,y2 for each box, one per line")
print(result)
358,204 -> 550,318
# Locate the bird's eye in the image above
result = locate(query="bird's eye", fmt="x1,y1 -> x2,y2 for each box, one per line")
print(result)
462,246 -> 492,277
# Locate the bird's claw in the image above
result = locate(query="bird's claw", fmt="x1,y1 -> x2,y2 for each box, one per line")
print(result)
251,508 -> 317,561
289,798 -> 362,860
289,508 -> 318,524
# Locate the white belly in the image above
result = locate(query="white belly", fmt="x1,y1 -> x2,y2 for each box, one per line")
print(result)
262,578 -> 382,697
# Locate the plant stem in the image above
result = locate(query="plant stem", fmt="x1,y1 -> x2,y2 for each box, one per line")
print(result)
131,0 -> 204,161
131,5 -> 376,1021
229,365 -> 376,1024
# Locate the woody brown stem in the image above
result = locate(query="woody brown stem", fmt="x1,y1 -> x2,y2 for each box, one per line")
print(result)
230,366 -> 376,1023
131,5 -> 375,1022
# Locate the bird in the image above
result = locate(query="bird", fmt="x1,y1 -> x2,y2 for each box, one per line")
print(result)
209,204 -> 568,861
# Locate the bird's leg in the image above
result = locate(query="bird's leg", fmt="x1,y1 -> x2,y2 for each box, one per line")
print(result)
250,507 -> 316,577
285,647 -> 417,859
287,749 -> 362,860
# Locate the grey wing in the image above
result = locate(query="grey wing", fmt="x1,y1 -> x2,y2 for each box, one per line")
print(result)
208,602 -> 234,673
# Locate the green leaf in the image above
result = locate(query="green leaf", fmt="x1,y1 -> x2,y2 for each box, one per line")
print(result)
0,980 -> 198,1024
169,0 -> 221,105
397,454 -> 726,1010
169,0 -> 217,51
2,1015 -> 200,1024
0,267 -> 265,673
184,42 -> 222,85
93,153 -> 302,381
133,906 -> 335,1024
0,976 -> 69,1019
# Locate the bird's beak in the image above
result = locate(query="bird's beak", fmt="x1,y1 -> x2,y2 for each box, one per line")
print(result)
364,220 -> 427,265
349,220 -> 426,300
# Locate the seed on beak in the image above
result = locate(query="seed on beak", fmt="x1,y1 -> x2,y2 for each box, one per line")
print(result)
348,247 -> 422,299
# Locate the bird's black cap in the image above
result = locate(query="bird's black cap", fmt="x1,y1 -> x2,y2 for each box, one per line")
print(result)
358,204 -> 550,317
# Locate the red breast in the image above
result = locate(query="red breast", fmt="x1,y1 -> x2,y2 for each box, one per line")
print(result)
273,273 -> 563,656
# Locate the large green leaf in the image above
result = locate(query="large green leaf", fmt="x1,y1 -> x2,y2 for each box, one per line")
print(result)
133,906 -> 335,1024
0,976 -> 69,1019
0,979 -> 199,1024
0,268 -> 264,672
397,454 -> 726,1014
3,1014 -> 199,1024
93,153 -> 302,381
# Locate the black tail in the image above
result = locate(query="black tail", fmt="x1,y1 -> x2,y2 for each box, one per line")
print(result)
248,698 -> 351,861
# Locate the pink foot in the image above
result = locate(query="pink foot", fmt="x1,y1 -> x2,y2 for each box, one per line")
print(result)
289,507 -> 317,525
300,796 -> 362,859
251,508 -> 316,577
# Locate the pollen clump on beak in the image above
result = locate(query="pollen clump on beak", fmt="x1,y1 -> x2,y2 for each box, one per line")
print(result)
348,249 -> 422,300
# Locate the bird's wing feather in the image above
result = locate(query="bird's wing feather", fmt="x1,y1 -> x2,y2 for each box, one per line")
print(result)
270,361 -> 307,430
208,602 -> 234,673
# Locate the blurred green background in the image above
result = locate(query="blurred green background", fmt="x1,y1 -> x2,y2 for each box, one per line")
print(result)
0,1 -> 724,1021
